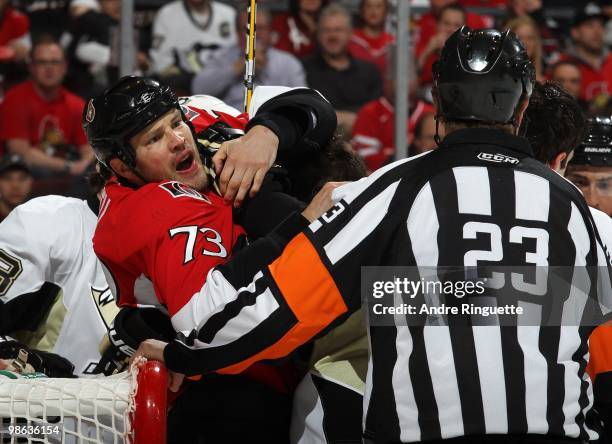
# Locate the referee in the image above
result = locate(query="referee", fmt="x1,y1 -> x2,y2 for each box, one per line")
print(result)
133,27 -> 612,444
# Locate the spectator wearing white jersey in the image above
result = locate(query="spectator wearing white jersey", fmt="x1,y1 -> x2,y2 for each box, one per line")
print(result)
191,5 -> 305,110
150,0 -> 236,94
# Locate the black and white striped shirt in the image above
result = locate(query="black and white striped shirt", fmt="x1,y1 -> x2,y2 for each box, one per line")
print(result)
164,128 -> 612,443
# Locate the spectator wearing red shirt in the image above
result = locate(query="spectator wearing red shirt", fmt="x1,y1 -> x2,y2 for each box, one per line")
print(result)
0,38 -> 94,183
414,0 -> 490,64
416,4 -> 466,88
348,0 -> 394,77
271,0 -> 329,59
351,64 -> 434,172
0,0 -> 30,62
560,3 -> 612,104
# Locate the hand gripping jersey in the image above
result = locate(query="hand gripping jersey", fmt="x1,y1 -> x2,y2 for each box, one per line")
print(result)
0,196 -> 115,375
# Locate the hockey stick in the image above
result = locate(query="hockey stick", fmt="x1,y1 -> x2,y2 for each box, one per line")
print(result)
243,0 -> 257,113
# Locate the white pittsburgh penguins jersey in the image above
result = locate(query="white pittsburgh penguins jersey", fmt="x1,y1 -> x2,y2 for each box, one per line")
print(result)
0,196 -> 116,375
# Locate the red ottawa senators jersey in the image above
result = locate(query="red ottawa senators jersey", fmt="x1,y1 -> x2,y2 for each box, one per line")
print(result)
94,179 -> 246,321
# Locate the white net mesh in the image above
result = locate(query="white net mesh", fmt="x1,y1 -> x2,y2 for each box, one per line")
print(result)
0,358 -> 147,444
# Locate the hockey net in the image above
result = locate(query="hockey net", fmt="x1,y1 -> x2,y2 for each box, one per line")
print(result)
0,358 -> 167,444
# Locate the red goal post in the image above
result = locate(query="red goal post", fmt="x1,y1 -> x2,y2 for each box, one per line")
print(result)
0,359 -> 167,444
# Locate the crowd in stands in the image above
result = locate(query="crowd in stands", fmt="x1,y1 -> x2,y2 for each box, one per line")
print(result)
0,0 -> 611,204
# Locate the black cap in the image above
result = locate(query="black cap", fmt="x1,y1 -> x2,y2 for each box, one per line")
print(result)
0,154 -> 31,176
573,2 -> 607,27
571,116 -> 612,167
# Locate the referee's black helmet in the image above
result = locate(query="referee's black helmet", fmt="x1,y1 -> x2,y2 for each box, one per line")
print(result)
433,26 -> 535,125
82,76 -> 181,169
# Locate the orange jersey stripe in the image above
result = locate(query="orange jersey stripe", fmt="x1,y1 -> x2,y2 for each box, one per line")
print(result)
588,323 -> 612,381
220,232 -> 348,374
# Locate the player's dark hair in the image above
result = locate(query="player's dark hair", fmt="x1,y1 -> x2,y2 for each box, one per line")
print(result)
288,134 -> 367,202
522,81 -> 587,165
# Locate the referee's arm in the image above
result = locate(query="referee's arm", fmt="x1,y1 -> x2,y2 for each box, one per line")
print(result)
162,172 -> 403,376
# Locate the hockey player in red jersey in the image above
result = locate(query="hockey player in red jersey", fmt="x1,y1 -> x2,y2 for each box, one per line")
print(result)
84,76 -> 338,442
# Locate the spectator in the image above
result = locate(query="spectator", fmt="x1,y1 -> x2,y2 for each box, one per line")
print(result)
410,111 -> 438,156
66,0 -> 149,98
414,0 -> 490,65
566,116 -> 612,216
0,154 -> 32,222
271,0 -> 329,59
351,53 -> 434,172
348,0 -> 394,76
303,3 -> 382,136
417,3 -> 466,89
150,0 -> 236,94
506,15 -> 544,81
550,60 -> 591,112
561,2 -> 612,104
0,0 -> 30,63
192,6 -> 305,110
0,37 -> 93,195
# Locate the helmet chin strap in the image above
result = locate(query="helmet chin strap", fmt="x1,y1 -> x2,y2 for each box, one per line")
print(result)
434,113 -> 443,146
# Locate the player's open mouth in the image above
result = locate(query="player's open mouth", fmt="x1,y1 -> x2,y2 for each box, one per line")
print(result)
176,153 -> 195,173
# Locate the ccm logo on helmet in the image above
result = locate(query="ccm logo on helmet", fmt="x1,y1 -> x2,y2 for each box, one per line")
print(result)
477,152 -> 519,164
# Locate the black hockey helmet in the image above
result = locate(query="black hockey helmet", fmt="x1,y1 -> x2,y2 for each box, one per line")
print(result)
571,116 -> 612,167
433,26 -> 535,125
82,76 -> 181,169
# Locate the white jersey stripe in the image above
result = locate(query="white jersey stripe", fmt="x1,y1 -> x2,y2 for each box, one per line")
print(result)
423,327 -> 464,439
453,167 -> 491,216
514,171 -> 550,222
517,324 -> 549,433
473,326 -> 508,433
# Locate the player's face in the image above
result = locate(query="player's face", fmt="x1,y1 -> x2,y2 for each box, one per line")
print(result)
566,165 -> 612,216
362,0 -> 387,29
29,44 -> 67,90
0,170 -> 32,209
318,14 -> 351,57
552,64 -> 582,99
129,109 -> 208,191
